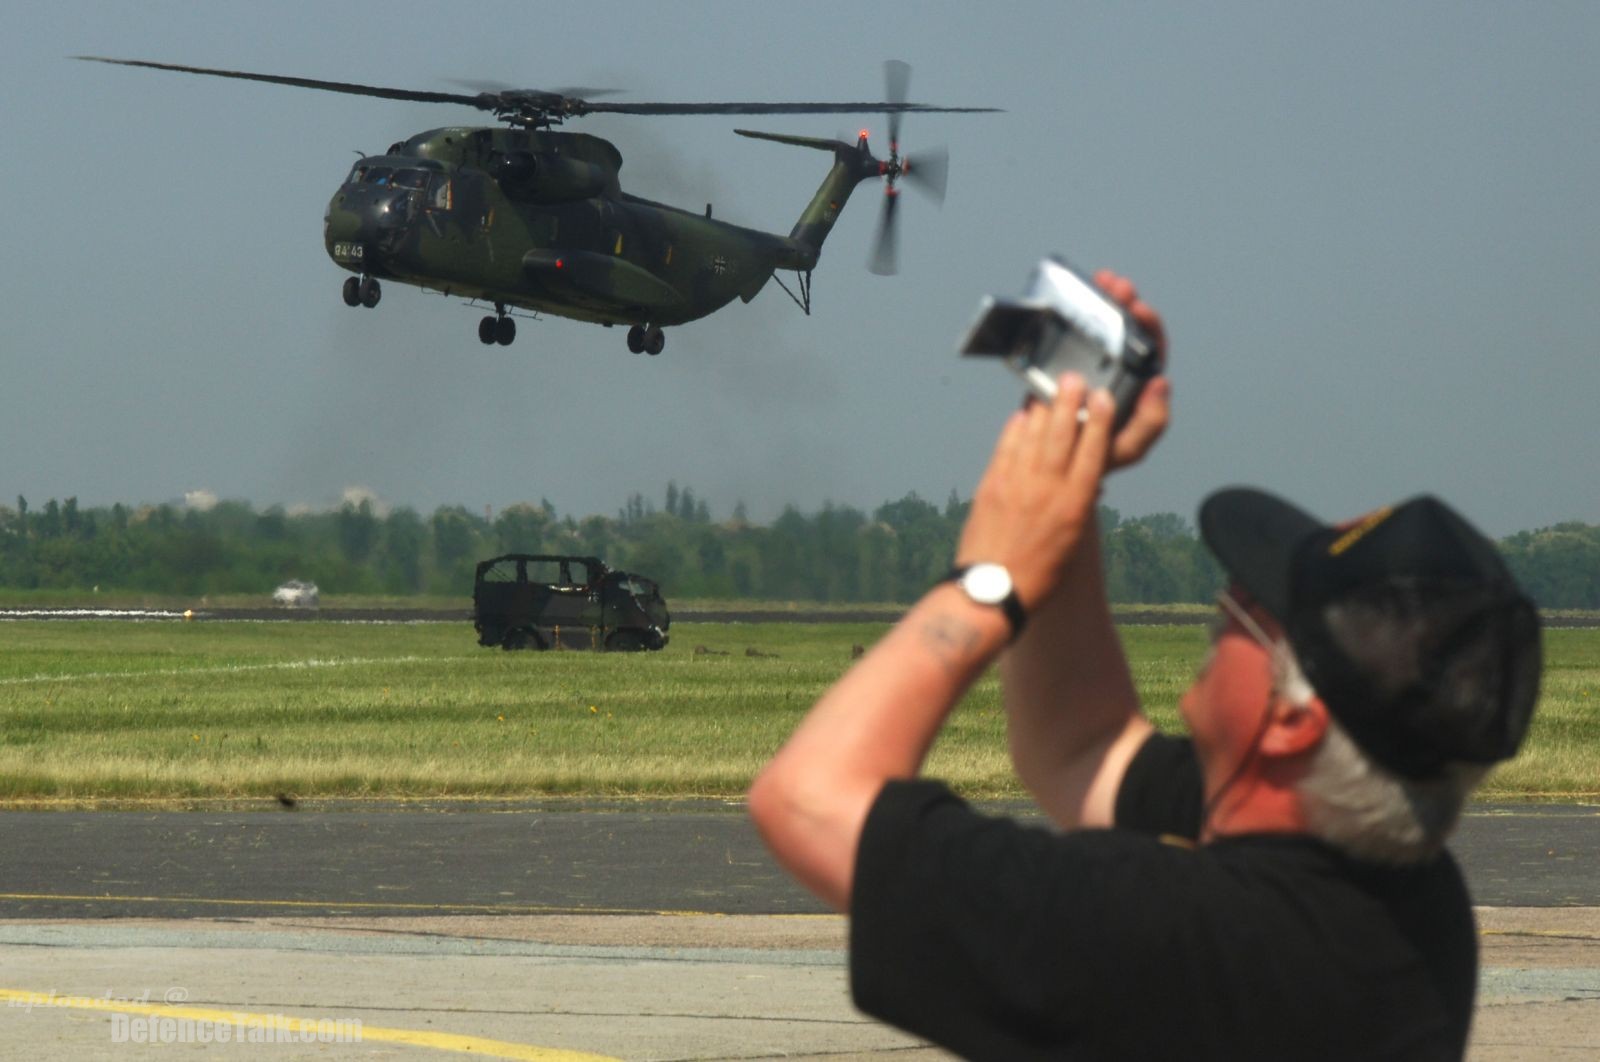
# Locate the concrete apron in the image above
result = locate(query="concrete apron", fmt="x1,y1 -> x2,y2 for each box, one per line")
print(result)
0,909 -> 1593,1061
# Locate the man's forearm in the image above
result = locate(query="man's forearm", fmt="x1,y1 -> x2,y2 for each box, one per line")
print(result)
748,584 -> 1012,910
1002,513 -> 1151,828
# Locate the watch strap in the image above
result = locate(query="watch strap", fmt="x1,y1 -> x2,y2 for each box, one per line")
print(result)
945,565 -> 1027,640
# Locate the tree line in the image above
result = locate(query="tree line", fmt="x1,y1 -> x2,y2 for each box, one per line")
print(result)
1,490 -> 1594,608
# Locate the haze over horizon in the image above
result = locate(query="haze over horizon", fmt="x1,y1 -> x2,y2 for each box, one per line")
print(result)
6,2 -> 1597,539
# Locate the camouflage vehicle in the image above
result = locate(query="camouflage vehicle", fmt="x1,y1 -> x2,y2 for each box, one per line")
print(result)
473,554 -> 669,651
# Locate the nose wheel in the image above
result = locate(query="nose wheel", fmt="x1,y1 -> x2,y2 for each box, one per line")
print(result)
479,305 -> 516,346
627,324 -> 665,356
342,276 -> 381,308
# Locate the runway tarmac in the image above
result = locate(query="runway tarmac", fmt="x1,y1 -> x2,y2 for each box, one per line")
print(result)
0,799 -> 1596,917
0,801 -> 1595,1059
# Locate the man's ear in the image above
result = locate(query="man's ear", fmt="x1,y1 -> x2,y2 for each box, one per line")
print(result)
1259,696 -> 1328,759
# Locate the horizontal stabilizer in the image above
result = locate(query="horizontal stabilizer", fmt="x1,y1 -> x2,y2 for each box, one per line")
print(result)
734,129 -> 855,154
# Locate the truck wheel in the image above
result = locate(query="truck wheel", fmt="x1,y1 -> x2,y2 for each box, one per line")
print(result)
503,627 -> 545,650
606,630 -> 646,652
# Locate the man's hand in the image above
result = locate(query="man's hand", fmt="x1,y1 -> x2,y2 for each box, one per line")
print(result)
992,270 -> 1167,829
1093,269 -> 1170,472
955,376 -> 1115,610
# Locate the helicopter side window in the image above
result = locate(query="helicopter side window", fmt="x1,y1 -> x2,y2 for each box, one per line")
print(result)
394,169 -> 428,190
428,176 -> 453,211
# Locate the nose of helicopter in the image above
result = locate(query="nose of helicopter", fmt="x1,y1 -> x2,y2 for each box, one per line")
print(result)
324,183 -> 412,268
324,186 -> 370,268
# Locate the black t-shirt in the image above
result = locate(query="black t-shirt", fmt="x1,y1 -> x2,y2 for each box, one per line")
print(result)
850,733 -> 1477,1060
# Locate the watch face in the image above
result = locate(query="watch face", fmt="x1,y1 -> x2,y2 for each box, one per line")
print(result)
961,563 -> 1013,605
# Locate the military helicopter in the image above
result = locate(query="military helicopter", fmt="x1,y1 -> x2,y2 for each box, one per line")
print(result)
77,57 -> 996,355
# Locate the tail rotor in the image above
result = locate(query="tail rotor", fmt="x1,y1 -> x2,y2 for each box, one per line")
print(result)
868,59 -> 949,276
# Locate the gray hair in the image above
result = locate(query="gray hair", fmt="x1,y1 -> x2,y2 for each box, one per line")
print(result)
1271,641 -> 1486,865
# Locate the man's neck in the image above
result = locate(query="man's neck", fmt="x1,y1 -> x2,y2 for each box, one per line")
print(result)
1201,771 -> 1311,842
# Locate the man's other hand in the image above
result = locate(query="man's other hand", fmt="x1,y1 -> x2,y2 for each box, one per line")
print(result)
1093,269 -> 1170,472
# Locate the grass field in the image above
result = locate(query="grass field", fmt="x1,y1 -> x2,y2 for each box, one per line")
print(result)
0,618 -> 1595,802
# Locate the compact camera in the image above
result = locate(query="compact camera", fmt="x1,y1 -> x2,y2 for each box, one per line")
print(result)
958,257 -> 1161,429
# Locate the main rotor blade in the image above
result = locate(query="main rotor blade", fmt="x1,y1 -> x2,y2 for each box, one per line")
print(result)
449,78 -> 624,99
74,56 -> 492,110
577,100 -> 999,117
75,56 -> 1001,125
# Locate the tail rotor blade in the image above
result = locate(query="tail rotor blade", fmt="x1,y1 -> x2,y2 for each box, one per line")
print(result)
884,59 -> 910,151
902,145 -> 948,204
870,190 -> 901,276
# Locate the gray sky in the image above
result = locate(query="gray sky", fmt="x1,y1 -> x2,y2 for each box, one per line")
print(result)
5,1 -> 1596,536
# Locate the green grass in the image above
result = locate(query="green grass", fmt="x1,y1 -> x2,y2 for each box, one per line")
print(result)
0,588 -> 473,611
0,619 -> 1594,802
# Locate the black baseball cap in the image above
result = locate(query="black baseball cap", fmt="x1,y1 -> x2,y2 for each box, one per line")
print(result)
1199,487 -> 1542,780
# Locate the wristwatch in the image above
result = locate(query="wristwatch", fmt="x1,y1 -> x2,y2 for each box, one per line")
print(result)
945,563 -> 1026,640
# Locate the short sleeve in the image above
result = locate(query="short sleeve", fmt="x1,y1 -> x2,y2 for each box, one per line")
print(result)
849,779 -> 1193,1058
1113,732 -> 1203,840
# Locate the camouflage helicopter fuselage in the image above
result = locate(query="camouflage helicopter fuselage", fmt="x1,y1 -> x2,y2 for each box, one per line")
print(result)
324,125 -> 878,338
75,55 -> 991,351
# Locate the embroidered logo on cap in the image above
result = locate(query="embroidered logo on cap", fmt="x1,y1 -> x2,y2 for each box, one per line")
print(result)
1328,505 -> 1395,557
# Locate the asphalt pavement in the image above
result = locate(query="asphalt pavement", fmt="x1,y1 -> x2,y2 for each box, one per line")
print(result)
0,801 -> 1595,1059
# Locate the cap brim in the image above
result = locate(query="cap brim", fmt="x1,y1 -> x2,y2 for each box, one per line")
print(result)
1199,488 -> 1324,621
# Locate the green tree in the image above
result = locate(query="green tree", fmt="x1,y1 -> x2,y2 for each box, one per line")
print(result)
380,508 -> 427,594
495,503 -> 552,554
1503,524 -> 1600,608
336,499 -> 380,565
874,493 -> 954,600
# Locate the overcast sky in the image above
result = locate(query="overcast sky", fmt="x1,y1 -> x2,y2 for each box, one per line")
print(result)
5,1 -> 1596,536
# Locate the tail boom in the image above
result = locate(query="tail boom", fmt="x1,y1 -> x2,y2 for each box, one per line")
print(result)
735,129 -> 882,271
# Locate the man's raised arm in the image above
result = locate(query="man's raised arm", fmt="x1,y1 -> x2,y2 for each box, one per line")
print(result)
750,379 -> 1118,911
1002,271 -> 1171,830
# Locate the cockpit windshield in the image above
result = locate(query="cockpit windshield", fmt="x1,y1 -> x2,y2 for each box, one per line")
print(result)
345,164 -> 430,189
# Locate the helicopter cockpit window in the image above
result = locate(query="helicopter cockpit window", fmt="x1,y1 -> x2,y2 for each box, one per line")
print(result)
363,166 -> 395,186
393,169 -> 428,190
428,176 -> 453,211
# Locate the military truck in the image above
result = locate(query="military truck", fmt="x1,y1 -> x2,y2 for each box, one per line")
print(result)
472,554 -> 670,651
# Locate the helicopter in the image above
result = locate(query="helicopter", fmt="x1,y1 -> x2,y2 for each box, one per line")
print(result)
77,57 -> 997,355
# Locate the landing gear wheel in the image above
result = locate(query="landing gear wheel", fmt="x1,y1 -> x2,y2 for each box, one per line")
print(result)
341,276 -> 361,307
626,325 -> 646,354
645,327 -> 665,356
495,315 -> 516,346
478,316 -> 498,345
358,277 -> 381,308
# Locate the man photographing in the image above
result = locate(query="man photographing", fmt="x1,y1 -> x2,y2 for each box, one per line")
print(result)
748,273 -> 1541,1059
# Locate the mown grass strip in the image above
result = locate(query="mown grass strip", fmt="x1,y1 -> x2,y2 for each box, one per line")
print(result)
0,620 -> 1593,801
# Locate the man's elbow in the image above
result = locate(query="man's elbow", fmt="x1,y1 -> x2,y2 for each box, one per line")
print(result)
746,760 -> 813,877
746,760 -> 863,912
746,762 -> 791,847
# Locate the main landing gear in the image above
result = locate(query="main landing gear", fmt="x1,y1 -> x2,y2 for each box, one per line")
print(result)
626,324 -> 665,356
341,275 -> 381,308
478,304 -> 516,346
